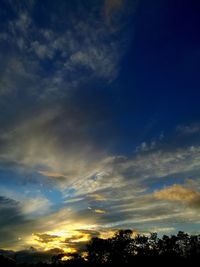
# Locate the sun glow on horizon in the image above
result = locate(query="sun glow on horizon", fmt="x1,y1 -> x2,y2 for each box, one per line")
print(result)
23,224 -> 100,253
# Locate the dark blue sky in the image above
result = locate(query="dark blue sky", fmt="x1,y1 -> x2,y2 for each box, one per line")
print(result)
109,0 -> 200,153
0,0 -> 200,251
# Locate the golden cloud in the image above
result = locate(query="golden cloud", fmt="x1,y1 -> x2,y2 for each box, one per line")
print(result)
154,184 -> 200,207
89,194 -> 107,201
38,171 -> 65,178
94,209 -> 106,214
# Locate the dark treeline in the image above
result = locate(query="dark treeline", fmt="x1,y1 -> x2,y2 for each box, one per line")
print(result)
1,230 -> 200,267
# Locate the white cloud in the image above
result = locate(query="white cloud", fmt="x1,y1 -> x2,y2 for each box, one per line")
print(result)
22,197 -> 52,216
0,0 -> 128,99
31,41 -> 54,59
0,186 -> 52,218
135,141 -> 156,152
15,12 -> 31,32
176,123 -> 200,135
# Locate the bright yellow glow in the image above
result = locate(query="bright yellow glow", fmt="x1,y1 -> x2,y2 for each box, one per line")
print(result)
89,194 -> 106,201
61,255 -> 73,261
100,230 -> 115,239
24,224 -> 98,253
94,209 -> 106,214
81,251 -> 88,261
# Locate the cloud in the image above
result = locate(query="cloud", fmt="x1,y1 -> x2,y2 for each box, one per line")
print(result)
89,194 -> 107,201
104,0 -> 123,22
0,55 -> 39,96
22,197 -> 52,217
103,0 -> 137,30
2,133 -> 198,231
65,45 -> 119,80
94,209 -> 107,214
1,119 -> 200,250
14,12 -> 31,32
0,195 -> 30,249
32,228 -> 100,254
154,184 -> 200,207
0,196 -> 22,227
0,1 -> 133,206
66,145 -> 200,201
0,186 -> 52,218
38,171 -> 66,178
31,41 -> 54,59
176,123 -> 200,135
0,1 -> 129,189
135,141 -> 156,152
0,104 -> 108,179
0,0 -> 129,99
34,233 -> 60,243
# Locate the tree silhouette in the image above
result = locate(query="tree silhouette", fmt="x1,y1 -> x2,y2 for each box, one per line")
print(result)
86,230 -> 200,265
0,230 -> 199,266
0,255 -> 16,267
87,236 -> 112,264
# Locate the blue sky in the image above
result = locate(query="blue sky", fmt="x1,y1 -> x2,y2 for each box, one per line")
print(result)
0,0 -> 200,251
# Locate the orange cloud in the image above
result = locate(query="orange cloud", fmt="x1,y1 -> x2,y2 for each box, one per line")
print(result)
154,184 -> 200,207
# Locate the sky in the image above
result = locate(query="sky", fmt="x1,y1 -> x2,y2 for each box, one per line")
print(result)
0,0 -> 200,253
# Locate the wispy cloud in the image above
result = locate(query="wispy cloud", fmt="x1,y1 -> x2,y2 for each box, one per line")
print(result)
176,123 -> 200,135
103,0 -> 124,27
22,197 -> 52,217
0,0 -> 129,99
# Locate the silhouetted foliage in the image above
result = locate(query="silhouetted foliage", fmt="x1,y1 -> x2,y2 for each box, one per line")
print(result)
86,230 -> 200,265
0,230 -> 199,266
0,255 -> 16,267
